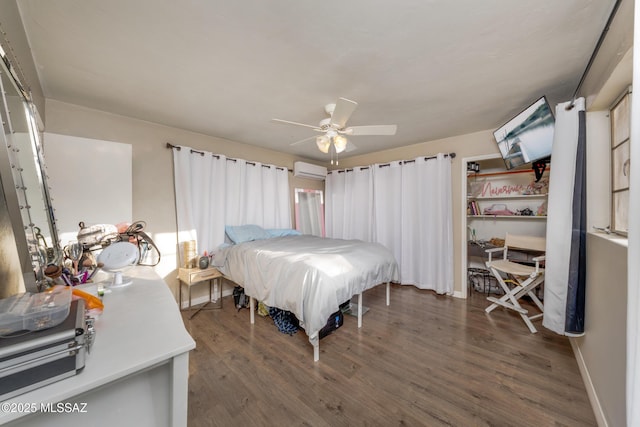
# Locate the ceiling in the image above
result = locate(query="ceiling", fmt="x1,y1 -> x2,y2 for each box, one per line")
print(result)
16,0 -> 617,161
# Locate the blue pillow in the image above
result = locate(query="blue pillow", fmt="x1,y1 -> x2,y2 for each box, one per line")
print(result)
266,228 -> 302,237
225,224 -> 271,244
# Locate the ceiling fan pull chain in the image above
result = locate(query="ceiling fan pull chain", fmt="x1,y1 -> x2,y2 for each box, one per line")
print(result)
333,142 -> 339,165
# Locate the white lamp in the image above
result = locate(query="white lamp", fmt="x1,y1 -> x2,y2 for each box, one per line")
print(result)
333,135 -> 347,153
316,135 -> 330,153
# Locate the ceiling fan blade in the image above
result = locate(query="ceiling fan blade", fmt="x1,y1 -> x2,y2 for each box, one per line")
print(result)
345,124 -> 397,136
330,98 -> 358,129
345,140 -> 358,152
289,135 -> 318,146
272,118 -> 321,131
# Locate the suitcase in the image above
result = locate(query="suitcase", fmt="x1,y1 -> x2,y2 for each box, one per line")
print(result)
0,300 -> 94,400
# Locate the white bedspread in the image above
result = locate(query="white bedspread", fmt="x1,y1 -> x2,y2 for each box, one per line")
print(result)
217,235 -> 398,338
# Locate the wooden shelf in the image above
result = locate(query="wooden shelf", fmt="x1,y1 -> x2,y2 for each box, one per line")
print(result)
468,215 -> 547,220
467,168 -> 551,178
468,194 -> 547,200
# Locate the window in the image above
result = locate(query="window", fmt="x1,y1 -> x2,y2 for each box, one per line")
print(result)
610,87 -> 631,235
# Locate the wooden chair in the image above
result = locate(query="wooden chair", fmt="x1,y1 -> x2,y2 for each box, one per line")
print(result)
484,233 -> 546,333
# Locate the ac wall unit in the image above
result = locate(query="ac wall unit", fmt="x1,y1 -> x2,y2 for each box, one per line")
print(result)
293,161 -> 327,180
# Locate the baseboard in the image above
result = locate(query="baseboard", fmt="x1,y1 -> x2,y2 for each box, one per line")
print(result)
569,337 -> 608,427
453,290 -> 466,299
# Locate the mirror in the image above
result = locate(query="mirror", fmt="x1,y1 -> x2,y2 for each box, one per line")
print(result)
0,51 -> 60,293
294,188 -> 325,237
0,171 -> 25,298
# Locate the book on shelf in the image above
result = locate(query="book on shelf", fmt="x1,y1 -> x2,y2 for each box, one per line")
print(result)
467,200 -> 480,215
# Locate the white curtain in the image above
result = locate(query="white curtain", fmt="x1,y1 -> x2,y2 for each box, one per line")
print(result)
543,98 -> 586,336
324,167 -> 342,238
372,161 -> 403,268
399,156 -> 453,293
326,154 -> 453,293
172,146 -> 291,255
325,166 -> 374,241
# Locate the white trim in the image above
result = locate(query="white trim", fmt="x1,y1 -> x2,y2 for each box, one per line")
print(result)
460,153 -> 502,299
570,338 -> 608,427
452,290 -> 465,299
589,230 -> 629,248
171,352 -> 190,427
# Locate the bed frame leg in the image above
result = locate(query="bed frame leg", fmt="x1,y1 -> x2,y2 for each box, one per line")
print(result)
250,296 -> 255,324
386,281 -> 390,306
357,293 -> 363,328
310,333 -> 319,362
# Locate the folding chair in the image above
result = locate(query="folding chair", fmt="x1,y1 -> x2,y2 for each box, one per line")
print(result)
484,233 -> 546,333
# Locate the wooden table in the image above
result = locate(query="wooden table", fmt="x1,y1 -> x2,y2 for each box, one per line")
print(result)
177,267 -> 223,319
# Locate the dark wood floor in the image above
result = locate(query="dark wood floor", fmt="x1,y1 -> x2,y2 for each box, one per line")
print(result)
183,284 -> 596,426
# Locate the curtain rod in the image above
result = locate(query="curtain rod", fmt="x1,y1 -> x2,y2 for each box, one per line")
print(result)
166,142 -> 292,172
568,0 -> 622,108
378,152 -> 455,168
167,142 -> 218,158
329,152 -> 456,173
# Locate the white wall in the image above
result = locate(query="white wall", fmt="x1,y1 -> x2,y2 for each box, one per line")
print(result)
577,234 -> 628,427
44,133 -> 132,246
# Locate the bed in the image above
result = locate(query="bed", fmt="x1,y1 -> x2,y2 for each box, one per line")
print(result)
215,228 -> 399,361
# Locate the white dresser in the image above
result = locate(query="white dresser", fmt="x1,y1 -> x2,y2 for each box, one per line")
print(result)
0,267 -> 195,427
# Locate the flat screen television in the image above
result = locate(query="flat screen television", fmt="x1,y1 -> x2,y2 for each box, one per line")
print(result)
493,96 -> 555,170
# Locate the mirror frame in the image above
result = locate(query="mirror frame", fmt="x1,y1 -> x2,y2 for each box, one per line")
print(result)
0,50 -> 60,292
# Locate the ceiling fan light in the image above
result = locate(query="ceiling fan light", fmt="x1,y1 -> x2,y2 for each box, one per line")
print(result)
326,129 -> 337,138
316,135 -> 330,153
333,135 -> 347,153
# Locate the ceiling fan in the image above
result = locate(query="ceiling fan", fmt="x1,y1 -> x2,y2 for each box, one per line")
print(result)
272,98 -> 397,161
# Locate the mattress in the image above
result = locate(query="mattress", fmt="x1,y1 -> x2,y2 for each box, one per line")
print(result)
217,235 -> 398,338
